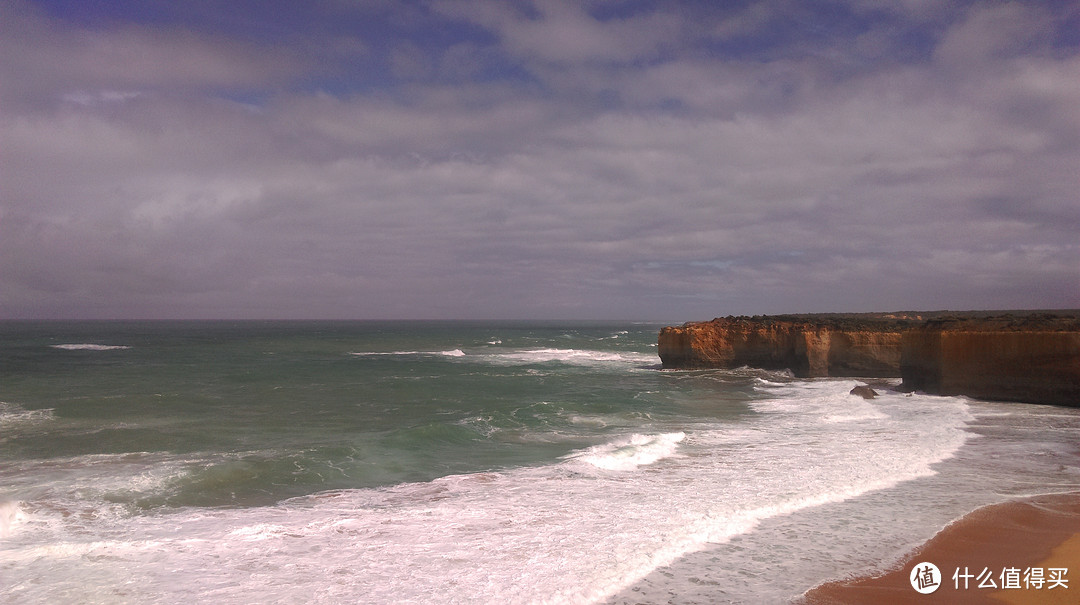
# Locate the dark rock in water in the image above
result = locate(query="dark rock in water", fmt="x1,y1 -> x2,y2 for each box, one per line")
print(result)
850,385 -> 878,399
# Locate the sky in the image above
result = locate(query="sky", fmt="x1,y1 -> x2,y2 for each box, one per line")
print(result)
1,0 -> 1078,321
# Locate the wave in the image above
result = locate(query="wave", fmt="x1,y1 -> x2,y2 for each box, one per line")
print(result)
348,347 -> 658,368
0,501 -> 25,539
562,432 -> 686,471
0,402 -> 55,428
1,451 -> 205,523
50,344 -> 131,351
487,348 -> 657,366
348,349 -> 466,358
0,381 -> 976,605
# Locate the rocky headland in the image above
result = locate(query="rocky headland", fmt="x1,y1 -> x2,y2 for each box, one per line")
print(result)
658,311 -> 1080,407
901,314 -> 1080,407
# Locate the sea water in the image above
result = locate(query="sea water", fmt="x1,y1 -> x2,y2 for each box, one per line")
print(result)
1,321 -> 1078,604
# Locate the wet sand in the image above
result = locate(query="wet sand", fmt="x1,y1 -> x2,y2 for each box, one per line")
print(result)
800,492 -> 1080,604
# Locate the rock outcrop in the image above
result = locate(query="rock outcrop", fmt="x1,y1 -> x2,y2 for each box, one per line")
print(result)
900,315 -> 1080,407
657,314 -> 911,378
849,385 -> 879,399
658,311 -> 1080,407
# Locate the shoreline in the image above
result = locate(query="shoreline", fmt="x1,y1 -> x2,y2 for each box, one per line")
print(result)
603,394 -> 1080,604
799,491 -> 1080,604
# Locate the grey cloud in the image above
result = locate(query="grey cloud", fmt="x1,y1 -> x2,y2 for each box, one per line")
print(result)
0,2 -> 308,111
1,1 -> 1078,319
934,2 -> 1057,67
433,0 -> 681,65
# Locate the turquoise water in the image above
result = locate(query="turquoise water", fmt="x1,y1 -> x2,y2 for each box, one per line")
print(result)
2,321 -> 1078,604
1,322 -> 697,506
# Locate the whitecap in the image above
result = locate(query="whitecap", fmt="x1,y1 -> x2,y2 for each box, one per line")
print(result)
563,432 -> 686,471
0,501 -> 26,538
228,524 -> 292,542
349,349 -> 466,358
0,402 -> 55,428
490,348 -> 656,367
51,344 -> 130,351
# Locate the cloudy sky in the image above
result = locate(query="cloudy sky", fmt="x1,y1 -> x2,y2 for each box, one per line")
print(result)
2,0 -> 1078,320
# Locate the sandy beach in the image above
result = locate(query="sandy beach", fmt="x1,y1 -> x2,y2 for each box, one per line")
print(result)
800,492 -> 1080,604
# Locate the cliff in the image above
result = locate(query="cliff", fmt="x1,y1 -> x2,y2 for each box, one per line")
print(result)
659,312 -> 1080,407
657,314 -> 912,378
900,315 -> 1080,407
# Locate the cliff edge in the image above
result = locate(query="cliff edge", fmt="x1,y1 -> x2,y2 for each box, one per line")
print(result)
657,314 -> 913,378
900,314 -> 1080,407
659,312 -> 1080,407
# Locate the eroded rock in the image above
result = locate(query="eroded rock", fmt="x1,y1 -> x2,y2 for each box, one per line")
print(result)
658,312 -> 1080,407
850,385 -> 879,399
657,314 -> 908,378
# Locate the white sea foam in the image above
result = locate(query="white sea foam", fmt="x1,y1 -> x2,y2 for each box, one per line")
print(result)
564,413 -> 612,427
821,394 -> 890,423
0,501 -> 25,538
489,348 -> 657,367
563,432 -> 686,471
0,402 -> 54,428
226,523 -> 292,542
349,347 -> 657,368
50,344 -> 131,351
0,451 -> 200,524
0,382 -> 973,605
349,349 -> 467,358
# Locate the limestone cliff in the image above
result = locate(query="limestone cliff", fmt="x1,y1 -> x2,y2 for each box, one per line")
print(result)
657,315 -> 908,378
658,312 -> 1080,407
900,315 -> 1080,407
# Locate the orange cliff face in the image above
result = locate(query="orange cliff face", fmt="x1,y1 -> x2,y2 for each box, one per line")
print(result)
657,316 -> 905,378
657,312 -> 1080,407
900,316 -> 1080,407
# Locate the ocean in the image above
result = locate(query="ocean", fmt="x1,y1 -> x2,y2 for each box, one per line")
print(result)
1,321 -> 1078,604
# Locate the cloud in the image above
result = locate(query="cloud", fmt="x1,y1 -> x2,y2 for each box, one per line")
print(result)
434,0 -> 681,65
934,2 -> 1057,67
0,1 -> 309,112
1,1 -> 1078,319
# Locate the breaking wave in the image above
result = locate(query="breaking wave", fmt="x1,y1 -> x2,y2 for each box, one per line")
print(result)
51,344 -> 131,351
563,432 -> 686,471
